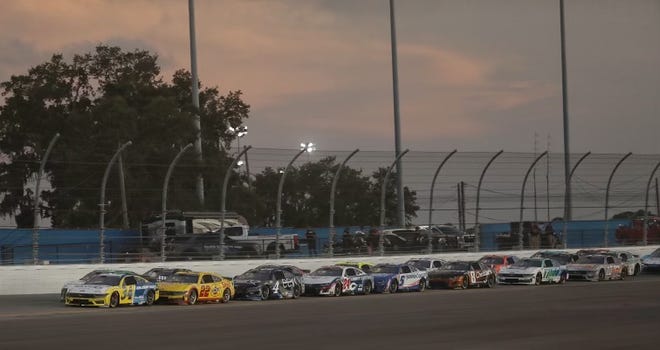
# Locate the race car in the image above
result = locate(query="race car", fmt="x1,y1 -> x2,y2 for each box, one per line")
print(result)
404,258 -> 446,273
427,261 -> 495,289
370,263 -> 427,293
577,249 -> 642,276
303,266 -> 374,296
641,248 -> 660,272
567,254 -> 626,281
233,267 -> 303,300
478,254 -> 518,274
64,273 -> 158,307
60,269 -> 139,302
142,267 -> 192,282
157,271 -> 234,305
497,258 -> 568,285
335,261 -> 375,273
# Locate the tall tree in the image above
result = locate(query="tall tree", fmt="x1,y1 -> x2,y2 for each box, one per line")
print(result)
0,45 -> 249,228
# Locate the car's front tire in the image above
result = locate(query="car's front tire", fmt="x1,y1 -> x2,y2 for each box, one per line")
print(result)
109,292 -> 119,308
363,281 -> 372,295
389,279 -> 399,293
534,273 -> 542,285
418,279 -> 426,292
187,289 -> 198,305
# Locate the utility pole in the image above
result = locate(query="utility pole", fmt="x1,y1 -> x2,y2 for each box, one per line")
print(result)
189,0 -> 204,206
389,0 -> 405,226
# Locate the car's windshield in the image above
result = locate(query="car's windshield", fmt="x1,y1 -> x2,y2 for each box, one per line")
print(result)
440,262 -> 470,270
513,259 -> 542,268
650,249 -> 660,257
167,274 -> 200,283
310,268 -> 342,277
575,256 -> 605,264
237,270 -> 272,280
406,260 -> 429,270
371,265 -> 400,274
86,275 -> 122,286
480,257 -> 504,265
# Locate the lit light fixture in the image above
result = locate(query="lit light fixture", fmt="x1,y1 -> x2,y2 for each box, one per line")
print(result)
228,125 -> 248,138
300,142 -> 316,153
236,160 -> 245,167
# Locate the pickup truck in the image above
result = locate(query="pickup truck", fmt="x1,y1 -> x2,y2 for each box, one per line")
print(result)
140,211 -> 300,260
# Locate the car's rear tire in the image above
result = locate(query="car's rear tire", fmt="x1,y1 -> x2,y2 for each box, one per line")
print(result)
260,286 -> 270,301
292,285 -> 301,299
486,275 -> 495,288
598,269 -> 605,281
460,275 -> 469,290
333,283 -> 342,297
620,268 -> 627,280
559,272 -> 567,284
109,292 -> 119,308
145,290 -> 155,306
221,289 -> 231,303
389,279 -> 399,293
363,281 -> 372,295
535,273 -> 542,285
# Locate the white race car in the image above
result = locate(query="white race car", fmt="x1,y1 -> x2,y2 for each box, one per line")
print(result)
497,258 -> 567,285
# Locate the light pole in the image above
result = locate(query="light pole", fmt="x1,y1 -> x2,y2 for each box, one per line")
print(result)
427,150 -> 457,254
562,151 -> 591,248
99,141 -> 132,263
328,149 -> 360,257
389,0 -> 405,226
474,150 -> 504,252
189,0 -> 204,207
160,143 -> 194,262
518,151 -> 548,250
379,149 -> 409,256
32,133 -> 60,265
275,142 -> 315,258
220,145 -> 252,260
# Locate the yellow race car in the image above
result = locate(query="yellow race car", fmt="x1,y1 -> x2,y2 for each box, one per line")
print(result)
157,271 -> 234,305
64,273 -> 159,307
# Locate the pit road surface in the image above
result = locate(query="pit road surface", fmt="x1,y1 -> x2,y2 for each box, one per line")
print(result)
1,275 -> 659,350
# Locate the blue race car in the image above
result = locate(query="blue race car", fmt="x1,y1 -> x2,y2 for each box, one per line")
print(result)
370,263 -> 427,293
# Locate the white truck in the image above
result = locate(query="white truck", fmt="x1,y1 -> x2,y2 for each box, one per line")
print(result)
140,211 -> 300,259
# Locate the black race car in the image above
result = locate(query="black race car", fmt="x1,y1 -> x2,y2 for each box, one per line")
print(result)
233,267 -> 303,300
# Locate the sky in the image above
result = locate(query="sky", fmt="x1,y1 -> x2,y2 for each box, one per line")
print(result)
1,0 -> 659,155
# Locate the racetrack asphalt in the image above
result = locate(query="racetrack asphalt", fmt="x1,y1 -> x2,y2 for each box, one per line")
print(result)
1,274 -> 659,350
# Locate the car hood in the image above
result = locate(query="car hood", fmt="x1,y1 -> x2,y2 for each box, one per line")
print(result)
157,282 -> 192,292
431,270 -> 466,278
233,279 -> 264,287
642,257 -> 660,264
499,267 -> 538,274
62,279 -> 84,289
302,276 -> 338,285
371,273 -> 396,281
67,284 -> 111,294
567,264 -> 600,270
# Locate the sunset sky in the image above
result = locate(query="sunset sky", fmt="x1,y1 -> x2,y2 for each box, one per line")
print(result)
2,0 -> 659,154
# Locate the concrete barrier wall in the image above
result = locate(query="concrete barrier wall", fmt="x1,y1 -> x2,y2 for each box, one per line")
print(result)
1,246 -> 657,295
